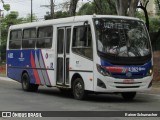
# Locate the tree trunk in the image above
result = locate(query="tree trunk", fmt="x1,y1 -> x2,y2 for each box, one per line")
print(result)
129,0 -> 139,17
137,1 -> 149,31
115,0 -> 129,16
93,0 -> 103,14
69,0 -> 79,16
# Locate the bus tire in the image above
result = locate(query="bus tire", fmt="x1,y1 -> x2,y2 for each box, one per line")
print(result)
21,73 -> 39,92
121,92 -> 136,101
73,78 -> 86,100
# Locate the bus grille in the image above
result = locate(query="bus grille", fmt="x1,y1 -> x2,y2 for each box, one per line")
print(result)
116,86 -> 140,88
112,73 -> 144,79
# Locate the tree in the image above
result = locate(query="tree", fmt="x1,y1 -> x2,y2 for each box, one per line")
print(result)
2,11 -> 23,27
3,4 -> 10,11
129,0 -> 139,16
149,17 -> 160,32
156,0 -> 160,11
45,11 -> 69,20
78,2 -> 95,15
115,0 -> 129,16
69,0 -> 79,16
115,0 -> 139,16
23,14 -> 38,23
93,0 -> 116,15
137,0 -> 149,30
54,11 -> 70,19
78,0 -> 116,15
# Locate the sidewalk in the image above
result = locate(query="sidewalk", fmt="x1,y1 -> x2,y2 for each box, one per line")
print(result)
150,81 -> 160,94
0,76 -> 15,82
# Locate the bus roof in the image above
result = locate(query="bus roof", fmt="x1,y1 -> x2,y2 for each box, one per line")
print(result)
9,15 -> 140,30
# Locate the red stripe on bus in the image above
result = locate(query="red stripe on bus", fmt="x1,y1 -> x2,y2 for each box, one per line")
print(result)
30,52 -> 41,84
105,67 -> 124,73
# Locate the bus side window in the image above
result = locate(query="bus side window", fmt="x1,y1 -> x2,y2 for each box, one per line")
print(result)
22,28 -> 36,49
9,30 -> 22,49
72,25 -> 93,60
66,28 -> 71,54
37,26 -> 53,48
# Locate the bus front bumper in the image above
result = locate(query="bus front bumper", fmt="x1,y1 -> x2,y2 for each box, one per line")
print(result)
94,76 -> 153,93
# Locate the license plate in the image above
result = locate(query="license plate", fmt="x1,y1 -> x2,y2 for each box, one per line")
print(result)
123,79 -> 134,84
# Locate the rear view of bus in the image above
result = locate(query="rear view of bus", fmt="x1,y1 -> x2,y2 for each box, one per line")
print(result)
94,17 -> 153,100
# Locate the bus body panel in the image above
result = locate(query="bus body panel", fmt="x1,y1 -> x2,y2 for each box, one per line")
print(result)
40,49 -> 55,86
6,15 -> 153,94
7,49 -> 55,86
94,75 -> 152,92
93,57 -> 153,92
69,53 -> 94,91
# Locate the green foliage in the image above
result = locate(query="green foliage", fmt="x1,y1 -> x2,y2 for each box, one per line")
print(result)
135,11 -> 160,32
77,0 -> 116,15
78,3 -> 95,15
45,11 -> 70,20
93,0 -> 116,15
155,0 -> 160,15
22,14 -> 38,23
149,17 -> 160,32
44,15 -> 52,20
1,11 -> 22,43
3,4 -> 10,11
135,11 -> 145,20
9,11 -> 19,19
54,11 -> 70,19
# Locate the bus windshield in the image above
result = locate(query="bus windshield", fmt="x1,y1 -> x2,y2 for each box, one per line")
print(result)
94,18 -> 151,57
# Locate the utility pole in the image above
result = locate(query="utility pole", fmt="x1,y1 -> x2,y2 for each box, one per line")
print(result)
50,0 -> 54,19
31,0 -> 33,22
41,0 -> 55,19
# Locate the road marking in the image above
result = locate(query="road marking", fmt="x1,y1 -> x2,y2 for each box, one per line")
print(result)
0,77 -> 16,82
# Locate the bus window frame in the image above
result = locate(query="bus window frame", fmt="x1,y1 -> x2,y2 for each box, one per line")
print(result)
36,26 -> 53,49
71,25 -> 93,61
22,28 -> 37,49
9,29 -> 22,50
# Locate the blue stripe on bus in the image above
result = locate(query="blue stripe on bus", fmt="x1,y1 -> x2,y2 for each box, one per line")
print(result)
7,50 -> 41,84
100,59 -> 152,79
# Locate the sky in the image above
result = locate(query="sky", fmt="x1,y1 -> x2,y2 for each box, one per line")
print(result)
0,0 -> 89,20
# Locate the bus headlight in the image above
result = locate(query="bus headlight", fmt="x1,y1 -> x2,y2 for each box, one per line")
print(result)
96,64 -> 111,76
146,67 -> 153,76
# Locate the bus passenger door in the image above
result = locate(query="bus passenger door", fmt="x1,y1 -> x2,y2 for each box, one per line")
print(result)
56,27 -> 71,86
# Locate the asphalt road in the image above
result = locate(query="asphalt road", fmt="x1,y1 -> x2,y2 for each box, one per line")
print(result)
0,78 -> 160,120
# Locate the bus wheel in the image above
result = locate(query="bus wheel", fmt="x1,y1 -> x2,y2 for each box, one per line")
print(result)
73,78 -> 86,100
121,92 -> 136,101
21,73 -> 39,92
